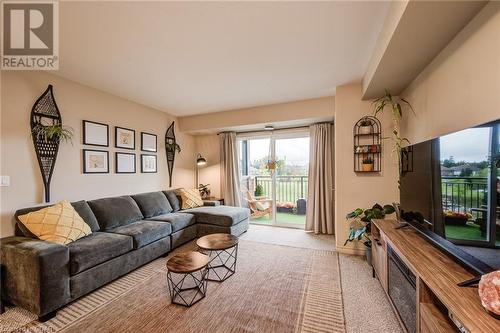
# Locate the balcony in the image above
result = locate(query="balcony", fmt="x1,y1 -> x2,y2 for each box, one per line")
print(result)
241,175 -> 308,226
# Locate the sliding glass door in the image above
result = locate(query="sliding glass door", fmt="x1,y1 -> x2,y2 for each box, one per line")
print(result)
237,131 -> 309,229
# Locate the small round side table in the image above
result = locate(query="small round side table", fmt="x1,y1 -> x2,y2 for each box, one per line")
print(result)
196,233 -> 239,282
166,251 -> 210,307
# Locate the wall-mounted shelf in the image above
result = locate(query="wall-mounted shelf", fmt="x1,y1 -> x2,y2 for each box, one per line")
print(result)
353,116 -> 381,173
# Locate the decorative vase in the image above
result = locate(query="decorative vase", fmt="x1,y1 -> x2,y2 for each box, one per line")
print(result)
360,126 -> 372,134
362,163 -> 374,172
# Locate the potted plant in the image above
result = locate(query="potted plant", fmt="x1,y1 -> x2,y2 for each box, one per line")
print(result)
31,123 -> 74,144
254,184 -> 264,197
344,204 -> 396,265
372,89 -> 414,176
362,156 -> 374,171
266,159 -> 276,171
359,119 -> 373,134
277,201 -> 295,213
198,183 -> 211,199
443,210 -> 471,226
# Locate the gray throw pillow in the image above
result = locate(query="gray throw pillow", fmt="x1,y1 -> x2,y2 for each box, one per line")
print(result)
88,196 -> 144,230
163,190 -> 181,212
132,191 -> 173,218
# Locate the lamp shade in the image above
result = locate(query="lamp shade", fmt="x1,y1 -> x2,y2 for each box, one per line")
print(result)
196,154 -> 207,166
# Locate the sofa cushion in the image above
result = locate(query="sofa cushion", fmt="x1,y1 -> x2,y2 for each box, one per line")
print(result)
176,188 -> 204,209
17,201 -> 92,245
147,212 -> 195,232
68,232 -> 133,275
88,196 -> 144,230
182,206 -> 250,227
132,191 -> 172,218
163,190 -> 181,212
14,201 -> 100,237
106,220 -> 172,249
71,201 -> 100,232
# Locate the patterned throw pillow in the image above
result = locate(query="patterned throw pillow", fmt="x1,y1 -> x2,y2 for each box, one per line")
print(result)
176,188 -> 204,209
17,201 -> 92,245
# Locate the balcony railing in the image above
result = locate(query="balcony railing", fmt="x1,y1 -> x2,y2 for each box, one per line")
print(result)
441,176 -> 488,218
242,175 -> 308,203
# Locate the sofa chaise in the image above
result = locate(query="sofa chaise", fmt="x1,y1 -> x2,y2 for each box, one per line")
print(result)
0,190 -> 249,320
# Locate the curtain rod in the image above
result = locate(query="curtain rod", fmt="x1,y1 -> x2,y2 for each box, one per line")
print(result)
217,121 -> 333,135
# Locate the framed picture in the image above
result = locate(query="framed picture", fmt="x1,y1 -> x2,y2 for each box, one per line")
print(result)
116,152 -> 136,174
83,149 -> 109,174
141,154 -> 157,173
83,120 -> 109,147
141,132 -> 157,152
115,126 -> 135,150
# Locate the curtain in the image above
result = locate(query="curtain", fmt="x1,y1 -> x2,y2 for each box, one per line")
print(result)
306,123 -> 334,234
220,132 -> 242,207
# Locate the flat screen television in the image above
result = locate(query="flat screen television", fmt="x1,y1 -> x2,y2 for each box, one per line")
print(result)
399,119 -> 499,275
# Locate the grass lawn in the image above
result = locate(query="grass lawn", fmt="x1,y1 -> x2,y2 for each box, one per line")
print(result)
251,212 -> 306,226
445,222 -> 485,241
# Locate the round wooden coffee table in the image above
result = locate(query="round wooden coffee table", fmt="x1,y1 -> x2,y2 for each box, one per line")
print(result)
166,251 -> 210,307
196,233 -> 239,282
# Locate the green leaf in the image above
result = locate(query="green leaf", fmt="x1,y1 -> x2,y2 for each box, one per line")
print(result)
383,205 -> 396,215
371,208 -> 384,219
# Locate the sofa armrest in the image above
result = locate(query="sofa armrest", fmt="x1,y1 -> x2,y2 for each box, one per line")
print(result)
0,236 -> 70,316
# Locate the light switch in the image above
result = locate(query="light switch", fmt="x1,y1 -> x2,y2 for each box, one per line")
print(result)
0,175 -> 10,187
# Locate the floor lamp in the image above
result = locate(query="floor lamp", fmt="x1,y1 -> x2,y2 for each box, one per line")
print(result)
195,153 -> 207,187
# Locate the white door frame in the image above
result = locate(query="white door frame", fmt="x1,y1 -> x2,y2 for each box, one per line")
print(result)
237,129 -> 309,229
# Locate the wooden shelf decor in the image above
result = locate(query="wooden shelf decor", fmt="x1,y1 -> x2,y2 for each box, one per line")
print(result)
30,85 -> 63,203
165,121 -> 178,187
353,116 -> 381,172
372,219 -> 500,333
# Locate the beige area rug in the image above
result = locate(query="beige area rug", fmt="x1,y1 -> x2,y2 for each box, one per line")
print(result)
0,240 -> 345,333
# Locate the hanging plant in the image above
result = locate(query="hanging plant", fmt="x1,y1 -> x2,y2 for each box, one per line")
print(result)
31,124 -> 74,144
266,159 -> 276,171
372,89 -> 414,175
30,85 -> 68,202
165,141 -> 181,153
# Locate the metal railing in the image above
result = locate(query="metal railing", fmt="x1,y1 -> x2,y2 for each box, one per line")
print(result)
441,176 -> 488,218
253,175 -> 308,203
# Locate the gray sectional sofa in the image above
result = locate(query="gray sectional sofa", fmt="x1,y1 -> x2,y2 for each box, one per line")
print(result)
0,190 -> 249,320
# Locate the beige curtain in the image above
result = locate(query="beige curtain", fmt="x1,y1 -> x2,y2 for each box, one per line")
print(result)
220,132 -> 242,207
306,123 -> 334,234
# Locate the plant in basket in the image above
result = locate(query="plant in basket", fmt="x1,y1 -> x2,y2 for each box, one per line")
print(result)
443,210 -> 472,226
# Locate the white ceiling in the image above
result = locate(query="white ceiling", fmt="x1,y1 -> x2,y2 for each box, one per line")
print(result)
57,1 -> 389,116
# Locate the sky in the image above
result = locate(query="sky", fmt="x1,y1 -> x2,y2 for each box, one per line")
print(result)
439,127 -> 491,162
244,137 -> 310,165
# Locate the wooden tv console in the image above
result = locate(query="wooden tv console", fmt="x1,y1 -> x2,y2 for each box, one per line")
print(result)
371,219 -> 500,333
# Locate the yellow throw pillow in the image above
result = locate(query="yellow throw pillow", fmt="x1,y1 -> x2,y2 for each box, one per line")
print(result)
176,188 -> 204,209
17,201 -> 92,245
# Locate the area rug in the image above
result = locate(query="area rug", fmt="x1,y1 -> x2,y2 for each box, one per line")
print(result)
0,240 -> 345,333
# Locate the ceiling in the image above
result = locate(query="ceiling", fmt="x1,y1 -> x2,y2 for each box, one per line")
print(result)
56,1 -> 389,116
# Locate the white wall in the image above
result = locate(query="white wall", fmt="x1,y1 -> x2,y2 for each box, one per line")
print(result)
0,71 -> 196,237
334,83 -> 399,254
195,134 -> 221,198
401,2 -> 500,143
